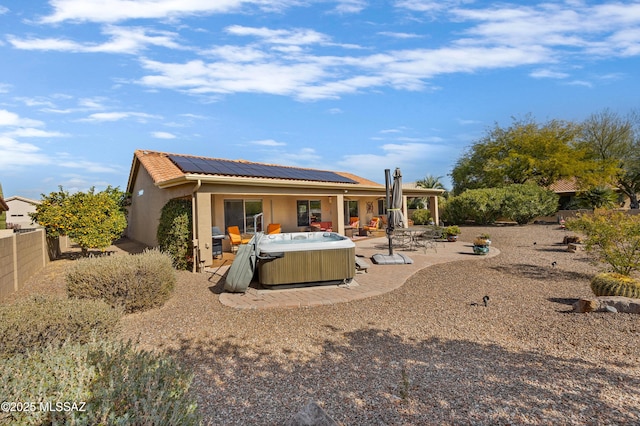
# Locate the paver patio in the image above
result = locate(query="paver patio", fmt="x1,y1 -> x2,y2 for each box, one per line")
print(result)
217,236 -> 500,309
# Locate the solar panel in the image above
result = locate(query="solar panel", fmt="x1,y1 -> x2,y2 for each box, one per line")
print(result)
167,154 -> 357,184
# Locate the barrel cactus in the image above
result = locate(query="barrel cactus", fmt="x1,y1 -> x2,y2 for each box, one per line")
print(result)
590,273 -> 640,299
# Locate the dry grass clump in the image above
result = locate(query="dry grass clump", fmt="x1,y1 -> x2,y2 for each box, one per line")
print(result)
66,249 -> 176,313
0,295 -> 121,356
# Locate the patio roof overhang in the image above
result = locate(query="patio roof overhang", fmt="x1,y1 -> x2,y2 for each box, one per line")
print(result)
156,173 -> 444,198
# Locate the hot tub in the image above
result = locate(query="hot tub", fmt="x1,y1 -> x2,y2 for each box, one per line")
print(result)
257,232 -> 355,286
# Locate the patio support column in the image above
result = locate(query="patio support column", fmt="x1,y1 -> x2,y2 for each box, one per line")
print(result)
335,194 -> 345,235
430,195 -> 440,226
402,195 -> 409,228
195,191 -> 212,269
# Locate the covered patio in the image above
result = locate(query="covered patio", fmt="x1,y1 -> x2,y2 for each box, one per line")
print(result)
126,150 -> 442,270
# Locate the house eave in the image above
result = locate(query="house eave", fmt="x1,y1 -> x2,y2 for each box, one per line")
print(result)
156,174 -> 443,197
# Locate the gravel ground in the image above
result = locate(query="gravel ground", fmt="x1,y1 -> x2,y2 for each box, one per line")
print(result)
11,225 -> 640,425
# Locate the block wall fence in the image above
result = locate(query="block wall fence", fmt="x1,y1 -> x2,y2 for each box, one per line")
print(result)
0,229 -> 49,299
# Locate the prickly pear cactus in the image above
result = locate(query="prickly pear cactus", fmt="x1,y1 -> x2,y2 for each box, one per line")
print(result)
590,273 -> 640,299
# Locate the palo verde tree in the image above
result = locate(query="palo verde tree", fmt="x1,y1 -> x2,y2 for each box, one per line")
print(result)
450,115 -> 590,195
577,109 -> 640,208
31,186 -> 128,254
567,210 -> 640,275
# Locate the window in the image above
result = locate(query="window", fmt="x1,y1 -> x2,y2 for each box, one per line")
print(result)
224,199 -> 263,233
344,200 -> 358,223
297,200 -> 321,226
378,199 -> 387,216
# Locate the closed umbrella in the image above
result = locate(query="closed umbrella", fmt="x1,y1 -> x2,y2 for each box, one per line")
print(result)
373,168 -> 412,265
386,168 -> 405,255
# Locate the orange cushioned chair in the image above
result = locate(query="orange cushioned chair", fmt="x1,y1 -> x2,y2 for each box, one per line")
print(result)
363,217 -> 381,235
228,226 -> 251,252
266,223 -> 281,234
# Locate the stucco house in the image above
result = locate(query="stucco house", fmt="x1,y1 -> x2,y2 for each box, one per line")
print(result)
5,196 -> 40,229
126,149 -> 443,270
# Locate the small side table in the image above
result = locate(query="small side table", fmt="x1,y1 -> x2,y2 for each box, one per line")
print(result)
344,226 -> 354,238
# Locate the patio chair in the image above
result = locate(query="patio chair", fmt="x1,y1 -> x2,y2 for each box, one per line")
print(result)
227,226 -> 251,253
349,217 -> 359,228
363,217 -> 381,235
266,223 -> 281,234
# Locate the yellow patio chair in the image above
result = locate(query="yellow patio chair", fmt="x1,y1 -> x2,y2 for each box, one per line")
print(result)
227,226 -> 251,252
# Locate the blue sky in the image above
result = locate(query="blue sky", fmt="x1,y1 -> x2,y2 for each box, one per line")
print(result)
2,0 -> 640,200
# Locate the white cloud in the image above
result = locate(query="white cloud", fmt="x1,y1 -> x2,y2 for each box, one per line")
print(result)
151,131 -> 176,139
58,160 -> 121,173
250,139 -> 286,146
8,26 -> 182,54
39,0 -> 298,24
0,83 -> 12,93
378,32 -> 423,39
0,136 -> 50,169
0,110 -> 44,127
332,0 -> 367,14
225,25 -> 331,46
79,111 -> 161,122
4,128 -> 68,138
529,69 -> 569,79
336,142 -> 454,182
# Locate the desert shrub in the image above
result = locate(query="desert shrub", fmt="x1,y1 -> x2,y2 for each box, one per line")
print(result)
567,210 -> 640,275
442,187 -> 505,225
66,249 -> 176,313
0,342 -> 96,425
501,184 -> 559,225
82,340 -> 201,425
0,340 -> 201,426
590,272 -> 640,298
411,209 -> 432,225
157,198 -> 193,270
0,296 -> 121,356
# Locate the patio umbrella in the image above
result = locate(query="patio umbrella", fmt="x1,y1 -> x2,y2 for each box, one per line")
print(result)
372,168 -> 412,265
386,168 -> 405,255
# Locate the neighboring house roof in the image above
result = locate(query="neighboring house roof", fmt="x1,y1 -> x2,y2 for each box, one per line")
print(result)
127,150 -> 434,195
549,178 -> 579,194
5,196 -> 40,205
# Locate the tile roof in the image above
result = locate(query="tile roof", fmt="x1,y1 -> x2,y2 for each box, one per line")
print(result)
549,178 -> 579,193
132,149 -> 384,187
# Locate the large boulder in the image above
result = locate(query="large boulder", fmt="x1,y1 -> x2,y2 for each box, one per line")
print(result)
573,296 -> 640,314
597,296 -> 640,314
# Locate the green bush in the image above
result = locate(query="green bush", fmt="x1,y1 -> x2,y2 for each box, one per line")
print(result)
0,340 -> 201,426
411,209 -> 432,225
442,188 -> 504,225
441,184 -> 558,225
501,184 -> 559,225
590,272 -> 640,298
567,210 -> 640,275
157,198 -> 193,270
0,296 -> 121,356
66,249 -> 176,313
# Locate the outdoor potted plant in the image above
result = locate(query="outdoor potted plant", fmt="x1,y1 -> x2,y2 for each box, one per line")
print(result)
473,236 -> 490,255
475,233 -> 491,246
443,225 -> 461,242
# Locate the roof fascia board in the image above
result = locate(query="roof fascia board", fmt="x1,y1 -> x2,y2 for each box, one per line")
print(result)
157,174 -> 442,196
